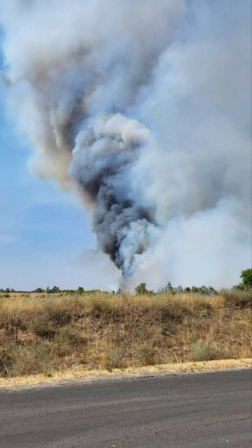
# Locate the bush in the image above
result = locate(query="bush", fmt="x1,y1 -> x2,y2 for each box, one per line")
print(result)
135,283 -> 149,295
222,289 -> 252,309
32,312 -> 72,339
0,342 -> 54,377
240,269 -> 252,289
190,340 -> 230,362
136,346 -> 157,366
102,349 -> 125,370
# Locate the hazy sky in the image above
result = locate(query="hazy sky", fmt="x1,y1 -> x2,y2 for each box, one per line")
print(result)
0,2 -> 250,292
0,33 -> 112,291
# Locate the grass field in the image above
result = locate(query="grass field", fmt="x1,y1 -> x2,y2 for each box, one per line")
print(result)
0,290 -> 251,378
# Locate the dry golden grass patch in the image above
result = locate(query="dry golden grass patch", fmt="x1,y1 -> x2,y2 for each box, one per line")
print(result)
0,290 -> 251,379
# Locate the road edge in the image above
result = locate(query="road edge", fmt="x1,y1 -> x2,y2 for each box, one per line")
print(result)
0,358 -> 251,390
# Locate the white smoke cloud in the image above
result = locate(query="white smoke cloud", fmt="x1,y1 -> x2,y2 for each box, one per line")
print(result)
0,0 -> 251,289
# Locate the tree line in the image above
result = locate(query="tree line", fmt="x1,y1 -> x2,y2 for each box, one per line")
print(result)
134,269 -> 252,295
1,269 -> 251,296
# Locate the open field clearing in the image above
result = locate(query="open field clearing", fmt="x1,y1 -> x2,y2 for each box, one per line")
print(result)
0,290 -> 251,380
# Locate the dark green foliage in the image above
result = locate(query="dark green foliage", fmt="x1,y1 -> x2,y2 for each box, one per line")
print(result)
240,269 -> 252,288
46,286 -> 60,294
160,283 -> 217,296
34,288 -> 44,293
135,283 -> 149,295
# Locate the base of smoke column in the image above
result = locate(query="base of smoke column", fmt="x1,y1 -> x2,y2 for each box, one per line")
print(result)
1,359 -> 251,390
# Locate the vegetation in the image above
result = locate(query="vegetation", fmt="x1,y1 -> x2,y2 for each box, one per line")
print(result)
0,270 -> 250,378
239,269 -> 252,289
0,288 -> 251,378
2,269 -> 251,296
135,283 -> 152,295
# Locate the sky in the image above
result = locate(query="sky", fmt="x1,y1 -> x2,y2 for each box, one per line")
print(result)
0,1 -> 250,292
0,32 -> 121,291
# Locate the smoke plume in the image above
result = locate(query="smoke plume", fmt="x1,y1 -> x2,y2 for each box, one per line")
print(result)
0,0 -> 251,288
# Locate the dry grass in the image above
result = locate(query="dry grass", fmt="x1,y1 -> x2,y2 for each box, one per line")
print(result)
0,290 -> 251,378
1,359 -> 251,389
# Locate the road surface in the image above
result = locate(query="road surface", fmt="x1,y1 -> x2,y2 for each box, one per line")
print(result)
0,369 -> 251,447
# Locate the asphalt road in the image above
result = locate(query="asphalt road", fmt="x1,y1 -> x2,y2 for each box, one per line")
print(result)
0,369 -> 251,448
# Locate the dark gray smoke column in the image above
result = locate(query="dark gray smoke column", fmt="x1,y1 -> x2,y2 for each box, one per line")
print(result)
70,114 -> 156,276
0,0 -> 251,288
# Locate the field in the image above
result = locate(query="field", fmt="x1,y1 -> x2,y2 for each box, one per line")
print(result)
0,290 -> 251,378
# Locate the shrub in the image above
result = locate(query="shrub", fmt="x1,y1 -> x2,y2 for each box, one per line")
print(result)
32,312 -> 72,339
0,342 -> 54,377
190,340 -> 231,362
135,283 -> 149,295
101,349 -> 125,370
136,346 -> 157,366
240,269 -> 252,288
161,322 -> 177,335
222,289 -> 252,309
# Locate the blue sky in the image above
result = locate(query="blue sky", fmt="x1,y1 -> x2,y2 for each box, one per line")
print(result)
0,36 -> 101,291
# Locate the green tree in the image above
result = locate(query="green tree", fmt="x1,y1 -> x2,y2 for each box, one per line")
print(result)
135,283 -> 149,295
77,286 -> 85,294
240,269 -> 252,288
164,282 -> 175,295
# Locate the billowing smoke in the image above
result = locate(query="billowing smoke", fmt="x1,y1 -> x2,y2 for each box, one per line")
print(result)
0,0 -> 251,288
70,114 -> 156,275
